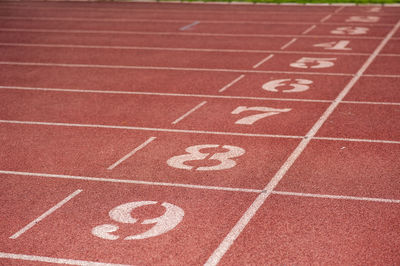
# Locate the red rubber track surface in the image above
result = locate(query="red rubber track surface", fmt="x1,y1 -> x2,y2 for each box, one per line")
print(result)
0,1 -> 399,265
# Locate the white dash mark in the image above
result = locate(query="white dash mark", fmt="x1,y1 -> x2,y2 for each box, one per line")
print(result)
171,101 -> 207,125
302,24 -> 316,35
10,189 -> 82,239
179,21 -> 200,31
280,38 -> 297,50
252,54 -> 274,69
334,6 -> 346,13
218,75 -> 245,93
107,137 -> 156,170
320,14 -> 332,23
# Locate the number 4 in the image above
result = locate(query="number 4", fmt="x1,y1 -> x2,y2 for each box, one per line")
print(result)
232,106 -> 291,125
313,40 -> 351,51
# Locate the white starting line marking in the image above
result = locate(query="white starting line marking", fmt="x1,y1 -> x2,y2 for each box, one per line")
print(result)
171,101 -> 207,125
218,75 -> 245,93
302,24 -> 316,35
9,189 -> 82,239
179,21 -> 200,31
252,54 -> 274,69
107,137 -> 157,170
280,38 -> 297,50
204,18 -> 400,266
0,252 -> 131,266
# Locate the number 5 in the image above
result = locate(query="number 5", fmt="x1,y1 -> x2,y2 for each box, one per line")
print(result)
290,57 -> 336,69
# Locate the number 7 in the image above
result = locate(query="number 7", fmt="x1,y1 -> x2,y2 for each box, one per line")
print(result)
231,106 -> 291,125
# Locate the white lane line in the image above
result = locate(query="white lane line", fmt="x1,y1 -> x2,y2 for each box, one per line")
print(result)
204,18 -> 400,266
364,74 -> 400,78
9,189 -> 82,239
179,21 -> 199,31
0,42 -> 371,56
320,14 -> 332,23
272,191 -> 400,203
0,28 -> 384,40
302,24 -> 316,35
0,119 -> 303,139
280,38 -> 297,50
252,54 -> 274,69
0,61 -> 354,76
2,85 -> 399,106
0,170 -> 263,193
218,75 -> 245,93
0,252 -> 131,266
172,101 -> 207,125
341,100 -> 400,106
107,137 -> 156,170
313,136 -> 400,144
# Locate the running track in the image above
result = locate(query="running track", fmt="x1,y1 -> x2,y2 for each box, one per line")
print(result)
0,1 -> 399,265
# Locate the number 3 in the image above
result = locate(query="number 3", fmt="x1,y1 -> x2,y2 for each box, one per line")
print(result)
167,144 -> 245,171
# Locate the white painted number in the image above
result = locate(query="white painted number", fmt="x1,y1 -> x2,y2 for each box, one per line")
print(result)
167,144 -> 245,171
232,106 -> 291,125
290,57 -> 336,69
330,26 -> 369,35
262,79 -> 313,93
313,40 -> 351,51
92,201 -> 184,240
346,16 -> 380,23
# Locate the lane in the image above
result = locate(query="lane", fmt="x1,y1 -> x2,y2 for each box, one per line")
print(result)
0,45 -> 369,74
0,31 -> 383,54
277,140 -> 400,199
317,103 -> 400,141
0,18 -> 311,35
0,2 -> 340,13
382,39 -> 400,54
0,45 -> 265,70
0,174 -> 257,265
365,55 -> 400,75
344,76 -> 400,103
0,123 -> 299,189
0,31 -> 289,51
0,8 -> 329,23
0,88 -> 329,136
